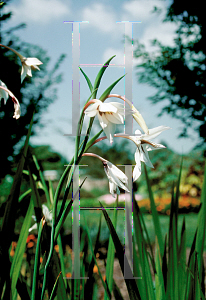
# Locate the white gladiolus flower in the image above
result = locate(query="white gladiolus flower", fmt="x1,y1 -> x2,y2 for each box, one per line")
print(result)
0,82 -> 21,119
0,80 -> 9,104
106,94 -> 149,135
84,99 -> 132,144
0,44 -> 43,83
19,56 -> 43,83
103,160 -> 129,197
82,153 -> 129,197
116,126 -> 171,181
29,205 -> 52,232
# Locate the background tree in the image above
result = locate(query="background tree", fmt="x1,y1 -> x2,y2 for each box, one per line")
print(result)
133,0 -> 206,144
0,1 -> 65,181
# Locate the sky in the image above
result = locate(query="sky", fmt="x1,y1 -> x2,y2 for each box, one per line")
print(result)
2,0 -> 200,160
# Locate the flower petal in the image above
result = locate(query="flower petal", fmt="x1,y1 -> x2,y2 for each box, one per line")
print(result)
42,205 -> 52,222
21,65 -> 28,83
132,105 -> 149,134
139,145 -> 154,168
13,103 -> 21,119
107,162 -> 128,184
133,164 -> 141,181
109,181 -> 117,197
105,112 -> 124,124
0,80 -> 9,104
97,113 -> 109,129
85,102 -> 99,117
99,102 -> 117,113
145,143 -> 166,151
106,165 -> 129,192
25,57 -> 43,66
143,126 -> 171,141
103,121 -> 116,143
29,223 -> 37,232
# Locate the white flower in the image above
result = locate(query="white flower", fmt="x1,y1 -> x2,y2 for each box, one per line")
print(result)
0,82 -> 21,119
82,152 -> 129,197
0,80 -> 9,104
19,56 -> 43,83
105,94 -> 149,135
29,204 -> 52,232
103,160 -> 129,197
85,99 -> 129,144
0,44 -> 43,83
117,126 -> 170,181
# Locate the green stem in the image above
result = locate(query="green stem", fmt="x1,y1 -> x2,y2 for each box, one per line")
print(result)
31,218 -> 44,300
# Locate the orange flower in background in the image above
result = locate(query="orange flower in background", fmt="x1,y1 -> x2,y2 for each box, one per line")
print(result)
54,245 -> 59,253
93,265 -> 98,274
27,241 -> 34,248
26,234 -> 36,243
10,242 -> 17,257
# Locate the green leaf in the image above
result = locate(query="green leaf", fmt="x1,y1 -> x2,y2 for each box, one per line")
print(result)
79,67 -> 93,92
0,112 -> 34,248
83,213 -> 112,299
178,217 -> 187,299
10,199 -> 33,297
93,56 -> 116,98
31,218 -> 44,300
195,159 -> 206,283
155,236 -> 166,300
144,165 -> 164,256
0,112 -> 34,294
84,215 -> 102,298
18,189 -> 32,202
141,244 -> 156,300
83,129 -> 103,153
133,199 -> 148,299
49,272 -> 62,300
99,201 -> 141,300
104,196 -> 118,300
32,154 -> 51,206
99,75 -> 125,102
54,177 -> 87,242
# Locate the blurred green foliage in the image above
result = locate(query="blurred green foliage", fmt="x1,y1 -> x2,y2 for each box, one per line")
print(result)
133,0 -> 206,144
0,145 -> 67,204
81,138 -> 205,199
139,143 -> 205,198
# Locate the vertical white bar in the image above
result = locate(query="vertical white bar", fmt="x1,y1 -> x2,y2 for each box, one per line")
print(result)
124,165 -> 134,278
124,22 -> 133,136
72,23 -> 80,136
72,165 -> 80,279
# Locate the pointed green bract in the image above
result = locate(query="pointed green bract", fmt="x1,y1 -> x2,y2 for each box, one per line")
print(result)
79,67 -> 93,93
99,201 -> 141,300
